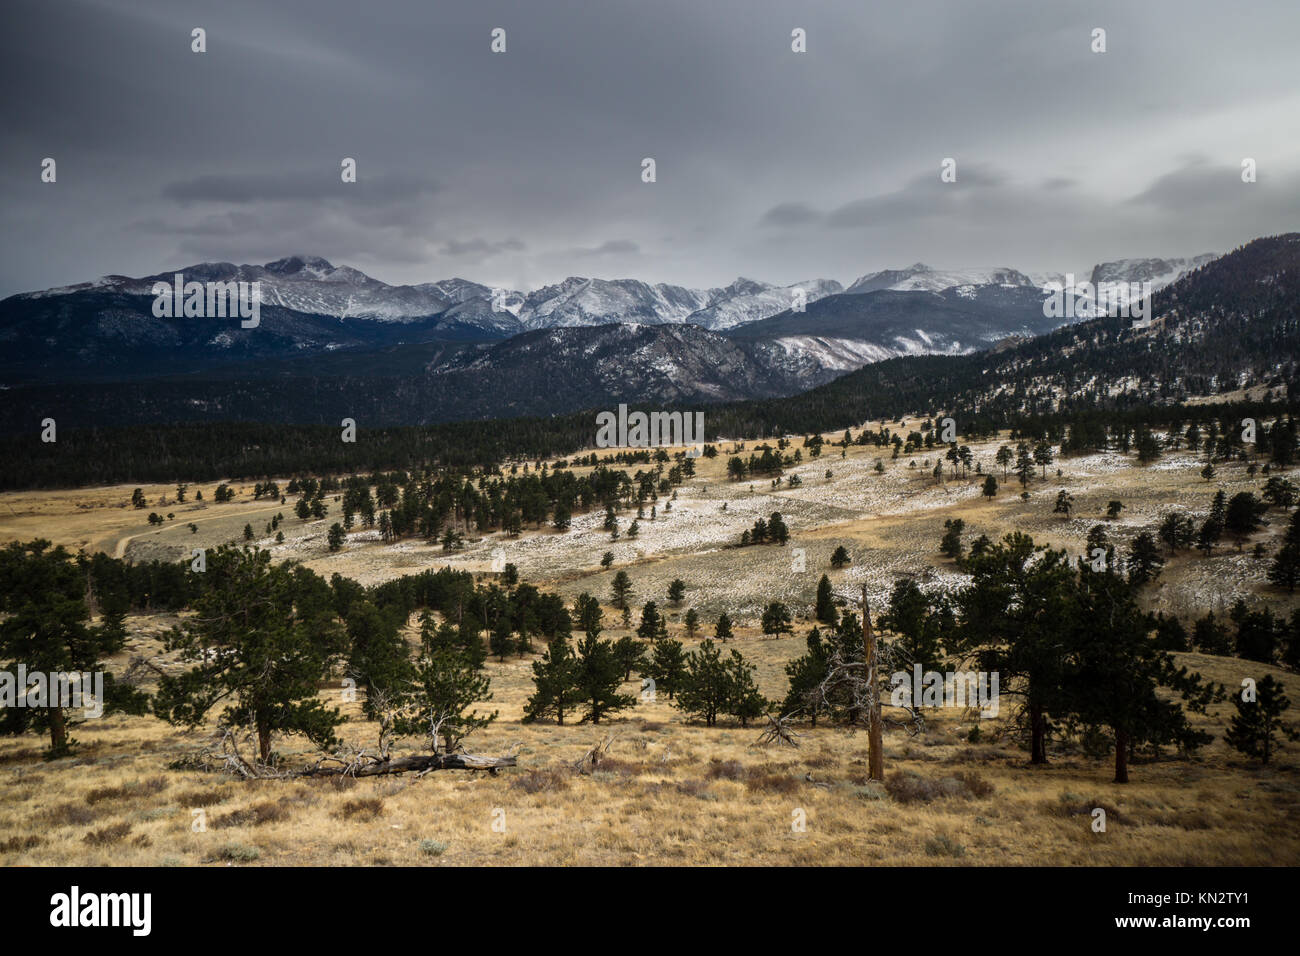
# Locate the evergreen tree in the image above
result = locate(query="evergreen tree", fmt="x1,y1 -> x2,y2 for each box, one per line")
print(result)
675,639 -> 730,726
1015,443 -> 1034,487
1270,511 -> 1300,592
683,608 -> 700,640
1192,611 -> 1233,655
155,546 -> 345,763
637,601 -> 666,643
0,541 -> 149,757
396,646 -> 495,754
647,639 -> 687,699
612,635 -> 646,681
726,649 -> 767,727
611,570 -> 633,610
1053,490 -> 1074,518
879,578 -> 946,674
344,599 -> 411,717
522,636 -> 580,725
782,627 -> 831,725
1127,532 -> 1164,588
667,578 -> 686,604
1224,675 -> 1297,764
761,601 -> 793,638
572,632 -> 636,724
714,612 -> 734,642
1066,566 -> 1218,783
1224,492 -> 1267,550
814,574 -> 837,624
940,518 -> 965,561
830,545 -> 851,569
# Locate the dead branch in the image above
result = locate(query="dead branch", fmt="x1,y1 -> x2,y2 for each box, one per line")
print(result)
574,733 -> 618,773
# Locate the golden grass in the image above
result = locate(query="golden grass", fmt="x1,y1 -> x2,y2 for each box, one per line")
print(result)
1,422 -> 1297,866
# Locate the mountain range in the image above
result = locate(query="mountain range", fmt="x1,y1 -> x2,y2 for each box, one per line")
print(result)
0,248 -> 1226,430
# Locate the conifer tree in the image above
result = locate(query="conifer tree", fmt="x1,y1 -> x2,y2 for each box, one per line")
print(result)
814,574 -> 837,624
522,636 -> 581,725
572,632 -> 635,724
155,546 -> 345,763
0,541 -> 149,757
1225,676 -> 1297,764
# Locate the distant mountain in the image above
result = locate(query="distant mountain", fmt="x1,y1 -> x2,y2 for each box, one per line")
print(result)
0,323 -> 850,431
724,284 -> 1063,363
845,263 -> 1040,295
683,278 -> 843,330
705,234 -> 1298,441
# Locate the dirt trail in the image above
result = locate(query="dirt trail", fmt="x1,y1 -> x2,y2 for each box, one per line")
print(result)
110,502 -> 288,558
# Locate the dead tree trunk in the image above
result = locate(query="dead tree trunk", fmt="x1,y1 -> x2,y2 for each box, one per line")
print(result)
300,753 -> 517,778
863,585 -> 884,782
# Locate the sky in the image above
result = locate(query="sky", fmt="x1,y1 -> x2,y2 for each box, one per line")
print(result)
2,0 -> 1299,297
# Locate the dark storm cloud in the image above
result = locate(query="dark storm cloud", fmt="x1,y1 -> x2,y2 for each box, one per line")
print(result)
439,237 -> 527,258
1,0 -> 1298,295
162,171 -> 439,205
572,240 -> 641,258
826,165 -> 1008,229
760,203 -> 822,228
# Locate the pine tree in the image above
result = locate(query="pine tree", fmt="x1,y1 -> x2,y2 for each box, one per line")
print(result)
982,475 -> 997,499
940,518 -> 965,561
782,627 -> 831,725
683,608 -> 700,640
814,574 -> 837,624
761,601 -> 793,638
489,615 -> 515,661
155,546 -> 345,763
1053,490 -> 1074,518
667,578 -> 686,604
726,649 -> 767,727
611,570 -> 633,610
572,632 -> 635,724
522,636 -> 580,725
880,578 -> 946,674
714,612 -> 734,642
1192,611 -> 1233,655
1015,443 -> 1034,487
0,541 -> 149,757
1066,567 -> 1218,783
397,646 -> 495,754
1224,492 -> 1267,550
637,601 -> 665,643
1270,514 -> 1300,592
830,545 -> 851,569
612,635 -> 646,681
675,639 -> 730,726
647,639 -> 687,699
1224,676 -> 1297,764
1127,532 -> 1164,588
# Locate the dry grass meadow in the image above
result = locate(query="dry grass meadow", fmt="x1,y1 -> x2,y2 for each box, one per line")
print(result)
2,421 -> 1298,866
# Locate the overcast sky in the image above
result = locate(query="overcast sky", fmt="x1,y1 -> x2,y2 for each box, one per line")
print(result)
3,0 -> 1299,297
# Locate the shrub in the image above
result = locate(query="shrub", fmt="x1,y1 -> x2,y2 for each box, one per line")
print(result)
83,822 -> 133,846
335,797 -> 384,821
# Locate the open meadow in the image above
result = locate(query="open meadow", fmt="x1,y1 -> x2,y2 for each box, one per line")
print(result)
2,423 -> 1298,866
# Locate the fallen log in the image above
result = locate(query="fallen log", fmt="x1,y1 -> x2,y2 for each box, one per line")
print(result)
298,752 -> 517,778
